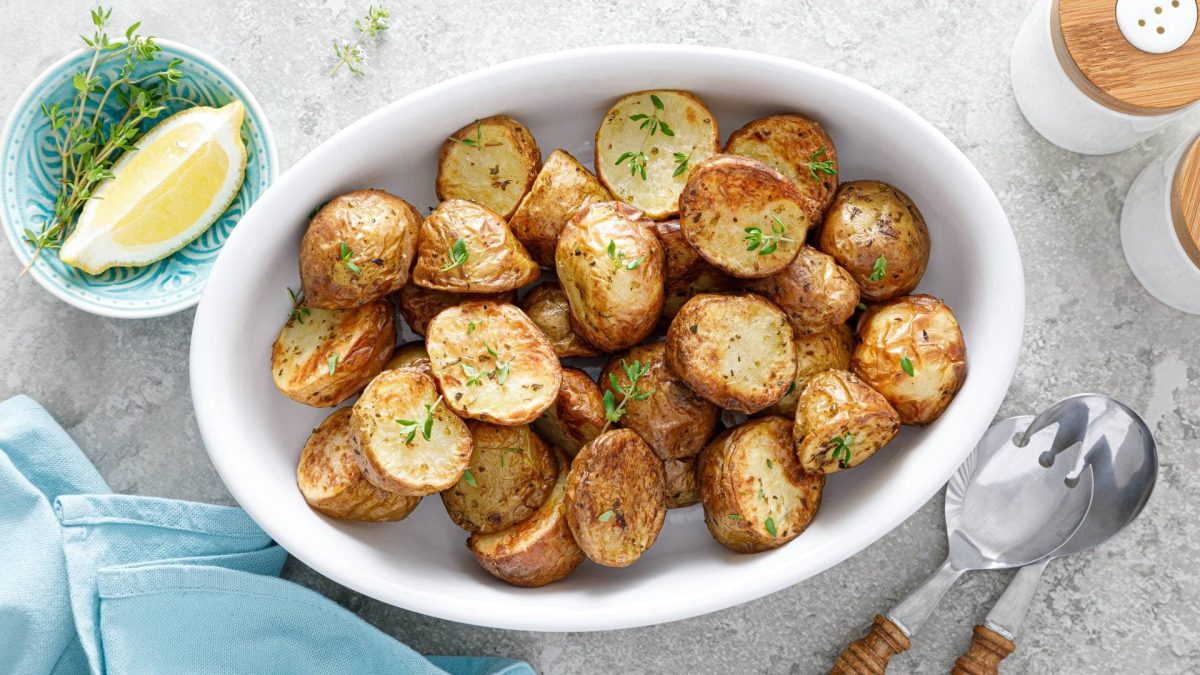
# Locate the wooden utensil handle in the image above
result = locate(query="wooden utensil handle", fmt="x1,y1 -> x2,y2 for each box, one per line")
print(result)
830,614 -> 911,674
951,624 -> 1016,675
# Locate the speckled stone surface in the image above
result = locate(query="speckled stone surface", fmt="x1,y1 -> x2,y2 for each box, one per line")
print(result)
1,1 -> 1197,673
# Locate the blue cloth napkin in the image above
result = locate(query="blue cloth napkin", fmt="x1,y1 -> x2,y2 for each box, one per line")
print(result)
0,395 -> 533,675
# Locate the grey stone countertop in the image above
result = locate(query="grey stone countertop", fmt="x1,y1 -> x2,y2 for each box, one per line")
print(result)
1,1 -> 1197,673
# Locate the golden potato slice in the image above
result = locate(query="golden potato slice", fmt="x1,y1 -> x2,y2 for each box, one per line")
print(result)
762,324 -> 854,418
724,114 -> 839,213
384,339 -> 430,373
531,367 -> 605,457
555,201 -> 665,352
426,301 -> 561,425
595,90 -> 720,219
817,180 -> 931,303
663,456 -> 700,509
653,219 -> 734,317
271,300 -> 395,408
565,429 -> 666,567
679,154 -> 815,279
296,408 -> 421,521
392,284 -> 514,336
664,293 -> 797,414
518,282 -> 599,358
350,368 -> 473,496
436,115 -> 541,219
852,294 -> 967,425
599,342 -> 720,460
698,416 -> 824,553
441,422 -> 559,533
793,369 -> 900,474
468,452 -> 585,587
411,199 -> 539,293
299,189 -> 421,309
744,246 -> 860,336
508,149 -> 613,267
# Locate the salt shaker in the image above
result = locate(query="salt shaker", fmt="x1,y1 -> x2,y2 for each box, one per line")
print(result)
1012,0 -> 1200,154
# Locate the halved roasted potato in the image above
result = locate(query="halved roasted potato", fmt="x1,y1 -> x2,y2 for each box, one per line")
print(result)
744,245 -> 859,336
411,199 -> 539,293
350,368 -> 473,495
595,90 -> 720,219
442,422 -> 559,533
679,154 -> 815,279
817,180 -> 931,302
555,201 -> 665,352
663,456 -> 700,509
654,219 -> 734,317
426,301 -> 561,425
762,323 -> 854,418
299,189 -> 422,309
664,293 -> 796,414
297,408 -> 421,521
385,340 -> 431,373
697,416 -> 824,553
436,115 -> 541,219
508,149 -> 613,267
599,341 -> 720,460
392,284 -> 515,336
724,114 -> 839,213
531,367 -> 605,457
852,294 -> 967,425
565,429 -> 666,567
271,300 -> 395,407
793,369 -> 900,474
518,282 -> 599,358
468,451 -> 585,587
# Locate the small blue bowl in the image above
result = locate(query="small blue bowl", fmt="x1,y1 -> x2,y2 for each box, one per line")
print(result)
0,39 -> 276,318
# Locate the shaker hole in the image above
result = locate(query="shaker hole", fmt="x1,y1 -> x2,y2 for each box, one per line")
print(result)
1159,26 -> 1166,33
1155,6 -> 1163,13
1173,0 -> 1180,6
1140,18 -> 1147,25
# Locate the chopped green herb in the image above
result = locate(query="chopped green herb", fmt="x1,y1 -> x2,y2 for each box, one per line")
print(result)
857,302 -> 868,312
869,255 -> 887,282
463,469 -> 478,488
785,381 -> 797,396
764,516 -> 777,537
339,241 -> 361,275
614,150 -> 648,181
615,93 -> 674,181
441,238 -> 469,271
606,239 -> 643,270
467,320 -> 478,334
495,361 -> 511,385
396,395 -> 443,443
727,514 -> 743,520
598,510 -> 615,523
672,150 -> 693,178
806,146 -> 837,182
901,354 -> 915,377
327,353 -> 339,375
827,432 -> 854,468
766,458 -> 773,468
462,363 -> 482,386
744,216 -> 796,256
600,359 -> 654,433
287,287 -> 311,324
455,119 -> 483,148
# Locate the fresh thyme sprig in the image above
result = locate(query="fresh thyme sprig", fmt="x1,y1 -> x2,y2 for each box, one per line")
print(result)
600,359 -> 654,434
484,343 -> 512,385
827,432 -> 853,468
395,395 -> 442,444
744,216 -> 796,256
614,93 -> 673,181
330,5 -> 390,77
606,239 -> 643,271
453,119 -> 483,148
286,287 -> 311,324
672,150 -> 693,178
869,255 -> 887,282
806,146 -> 837,181
441,237 -> 468,271
339,241 -> 361,275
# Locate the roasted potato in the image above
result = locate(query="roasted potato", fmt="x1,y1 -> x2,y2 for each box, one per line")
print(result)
350,368 -> 473,495
663,456 -> 700,509
744,245 -> 859,336
468,452 -> 585,587
296,408 -> 421,521
411,199 -> 540,293
565,429 -> 667,567
442,422 -> 559,533
436,115 -> 541,219
679,154 -> 816,279
518,282 -> 599,358
531,367 -> 605,457
508,149 -> 613,267
555,201 -> 665,352
595,90 -> 720,219
392,284 -> 515,336
762,323 -> 854,418
384,340 -> 431,373
271,301 -> 395,407
599,341 -> 720,460
653,219 -> 734,317
724,114 -> 839,213
817,180 -> 931,302
664,293 -> 796,414
697,416 -> 824,553
793,369 -> 900,474
299,189 -> 422,309
426,301 -> 561,425
852,294 -> 967,425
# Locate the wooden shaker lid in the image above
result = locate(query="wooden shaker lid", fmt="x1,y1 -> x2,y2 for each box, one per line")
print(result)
1173,134 -> 1200,267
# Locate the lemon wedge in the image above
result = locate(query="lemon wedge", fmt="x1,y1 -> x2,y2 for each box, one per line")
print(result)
60,101 -> 248,274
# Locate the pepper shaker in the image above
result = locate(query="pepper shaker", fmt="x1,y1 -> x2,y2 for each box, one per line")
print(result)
1012,0 -> 1200,154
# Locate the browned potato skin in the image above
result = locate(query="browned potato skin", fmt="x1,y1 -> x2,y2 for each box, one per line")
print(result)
724,114 -> 839,213
853,294 -> 967,425
698,416 -> 824,553
743,246 -> 859,336
442,422 -> 559,533
509,149 -> 613,267
531,367 -> 605,457
565,429 -> 667,568
762,324 -> 854,418
555,201 -> 666,352
392,284 -> 515,336
411,199 -> 540,293
436,115 -> 541,220
818,181 -> 931,302
519,282 -> 599,358
296,408 -> 421,521
600,342 -> 720,460
653,219 -> 735,317
663,456 -> 700,509
299,190 -> 421,310
271,301 -> 395,408
793,369 -> 900,474
384,340 -> 431,373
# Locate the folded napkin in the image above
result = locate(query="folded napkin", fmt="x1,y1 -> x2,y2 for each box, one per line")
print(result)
0,395 -> 533,675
